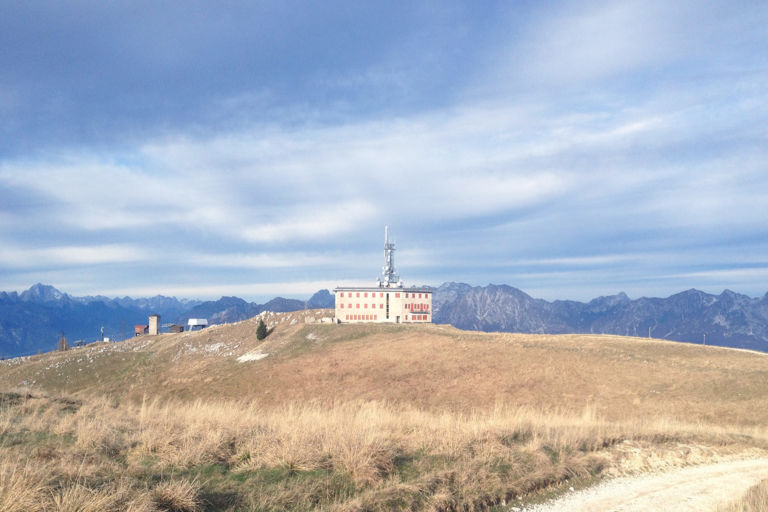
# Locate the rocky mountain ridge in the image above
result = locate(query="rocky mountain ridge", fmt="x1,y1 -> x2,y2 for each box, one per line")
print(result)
433,282 -> 768,351
0,284 -> 333,357
3,282 -> 768,358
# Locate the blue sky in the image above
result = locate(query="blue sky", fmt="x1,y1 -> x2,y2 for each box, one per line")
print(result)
1,1 -> 767,302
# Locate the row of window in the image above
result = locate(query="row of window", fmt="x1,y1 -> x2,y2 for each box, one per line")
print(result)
340,303 -> 429,310
345,314 -> 378,321
338,291 -> 431,299
339,303 -> 383,309
343,314 -> 428,322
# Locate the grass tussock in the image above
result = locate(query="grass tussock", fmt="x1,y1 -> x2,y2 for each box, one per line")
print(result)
151,479 -> 202,512
718,479 -> 768,512
0,393 -> 766,511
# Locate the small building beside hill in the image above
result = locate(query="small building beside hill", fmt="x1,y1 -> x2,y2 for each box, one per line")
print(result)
148,314 -> 160,335
134,325 -> 148,336
334,226 -> 432,324
187,318 -> 208,331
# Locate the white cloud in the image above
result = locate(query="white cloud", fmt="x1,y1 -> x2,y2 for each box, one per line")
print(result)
182,251 -> 335,269
241,200 -> 379,243
518,1 -> 678,83
0,243 -> 152,268
2,1 -> 768,301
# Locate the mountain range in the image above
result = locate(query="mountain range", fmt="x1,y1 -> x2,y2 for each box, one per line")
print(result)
432,282 -> 768,351
0,284 -> 333,357
2,283 -> 767,357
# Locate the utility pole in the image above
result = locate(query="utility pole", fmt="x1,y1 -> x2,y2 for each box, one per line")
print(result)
648,326 -> 652,339
703,333 -> 707,345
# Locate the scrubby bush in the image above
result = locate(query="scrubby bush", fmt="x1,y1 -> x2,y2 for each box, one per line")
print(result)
256,319 -> 268,340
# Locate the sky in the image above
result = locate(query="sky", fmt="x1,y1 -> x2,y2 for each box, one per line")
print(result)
1,1 -> 767,302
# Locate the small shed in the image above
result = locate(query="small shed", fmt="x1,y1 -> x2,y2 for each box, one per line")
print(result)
187,318 -> 208,331
168,324 -> 185,333
134,325 -> 148,336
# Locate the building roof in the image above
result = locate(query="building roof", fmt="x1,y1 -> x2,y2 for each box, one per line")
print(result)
334,286 -> 432,293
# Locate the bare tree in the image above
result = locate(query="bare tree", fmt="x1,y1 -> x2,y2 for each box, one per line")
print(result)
57,333 -> 69,352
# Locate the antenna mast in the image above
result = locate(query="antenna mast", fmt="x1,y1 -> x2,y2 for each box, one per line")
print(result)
379,225 -> 401,287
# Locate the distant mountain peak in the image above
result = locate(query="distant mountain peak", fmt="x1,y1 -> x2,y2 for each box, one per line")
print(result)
20,283 -> 66,303
307,289 -> 334,309
590,291 -> 630,304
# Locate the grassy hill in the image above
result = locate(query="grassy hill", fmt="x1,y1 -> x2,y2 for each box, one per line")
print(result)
2,309 -> 767,511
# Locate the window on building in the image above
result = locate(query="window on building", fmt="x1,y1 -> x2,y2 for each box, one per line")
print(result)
340,292 -> 344,298
380,292 -> 384,297
395,293 -> 400,298
364,292 -> 368,298
364,303 -> 368,308
356,304 -> 360,309
340,304 -> 344,308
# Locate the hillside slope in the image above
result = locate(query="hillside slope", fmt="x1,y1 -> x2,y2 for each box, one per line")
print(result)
4,309 -> 768,426
2,311 -> 768,511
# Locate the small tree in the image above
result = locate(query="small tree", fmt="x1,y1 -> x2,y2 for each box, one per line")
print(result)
57,334 -> 69,352
256,319 -> 267,340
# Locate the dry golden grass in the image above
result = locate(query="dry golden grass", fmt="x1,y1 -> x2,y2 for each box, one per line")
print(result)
3,315 -> 767,426
718,479 -> 768,512
1,314 -> 768,509
1,391 -> 766,511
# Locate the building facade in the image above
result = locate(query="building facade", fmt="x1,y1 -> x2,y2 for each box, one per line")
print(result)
148,314 -> 160,335
334,226 -> 432,324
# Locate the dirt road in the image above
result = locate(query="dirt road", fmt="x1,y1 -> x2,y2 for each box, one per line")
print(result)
524,458 -> 768,512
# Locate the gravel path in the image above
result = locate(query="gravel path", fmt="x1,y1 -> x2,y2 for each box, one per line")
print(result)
522,458 -> 768,512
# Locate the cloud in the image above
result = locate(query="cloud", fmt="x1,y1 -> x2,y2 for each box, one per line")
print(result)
1,2 -> 768,301
0,243 -> 152,268
182,252 -> 336,269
